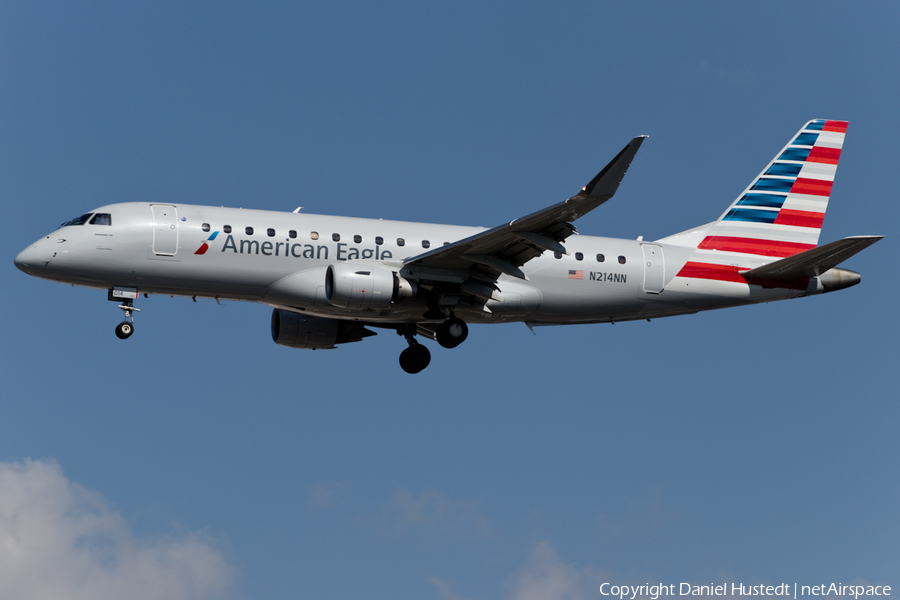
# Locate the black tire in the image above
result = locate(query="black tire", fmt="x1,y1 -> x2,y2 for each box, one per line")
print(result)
115,321 -> 134,339
399,343 -> 431,374
436,317 -> 468,349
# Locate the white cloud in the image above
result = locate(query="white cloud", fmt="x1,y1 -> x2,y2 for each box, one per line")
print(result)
508,540 -> 607,600
384,489 -> 492,539
430,575 -> 476,600
307,481 -> 347,509
0,458 -> 235,600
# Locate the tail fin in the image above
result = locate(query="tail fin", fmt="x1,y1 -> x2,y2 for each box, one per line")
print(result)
696,119 -> 847,258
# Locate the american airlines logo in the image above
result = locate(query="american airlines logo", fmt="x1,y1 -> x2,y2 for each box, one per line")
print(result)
194,231 -> 218,254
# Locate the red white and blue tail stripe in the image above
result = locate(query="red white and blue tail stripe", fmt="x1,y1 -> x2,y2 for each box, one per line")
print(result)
669,120 -> 848,287
701,119 -> 847,258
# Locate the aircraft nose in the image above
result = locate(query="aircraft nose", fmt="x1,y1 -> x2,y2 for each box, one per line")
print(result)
14,243 -> 42,274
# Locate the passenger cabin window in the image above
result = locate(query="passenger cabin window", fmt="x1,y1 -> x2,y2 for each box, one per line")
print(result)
267,228 -> 275,237
202,223 -> 210,232
90,213 -> 111,226
353,235 -> 362,243
618,255 -> 626,264
575,252 -> 583,261
289,230 -> 297,239
397,238 -> 405,246
60,213 -> 93,228
310,231 -> 319,240
554,252 -> 562,259
223,225 -> 232,233
245,226 -> 254,235
597,254 -> 605,262
332,233 -> 340,242
422,240 -> 431,249
375,236 -> 383,245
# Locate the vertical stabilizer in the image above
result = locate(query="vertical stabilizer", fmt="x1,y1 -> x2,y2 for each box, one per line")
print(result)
696,119 -> 847,259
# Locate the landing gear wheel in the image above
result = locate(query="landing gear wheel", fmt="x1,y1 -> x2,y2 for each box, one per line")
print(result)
111,291 -> 140,339
399,343 -> 431,374
115,321 -> 134,339
436,317 -> 468,349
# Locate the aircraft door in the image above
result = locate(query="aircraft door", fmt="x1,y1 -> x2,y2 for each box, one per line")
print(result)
151,205 -> 179,256
641,244 -> 665,294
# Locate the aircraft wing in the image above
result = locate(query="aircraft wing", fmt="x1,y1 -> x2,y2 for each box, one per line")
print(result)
741,235 -> 883,279
401,136 -> 647,286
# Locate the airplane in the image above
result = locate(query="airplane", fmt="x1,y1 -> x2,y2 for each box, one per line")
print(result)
15,119 -> 882,373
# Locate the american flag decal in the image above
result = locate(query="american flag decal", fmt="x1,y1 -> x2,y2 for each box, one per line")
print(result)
568,270 -> 583,280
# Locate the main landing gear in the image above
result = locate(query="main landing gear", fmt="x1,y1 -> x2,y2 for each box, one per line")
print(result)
397,315 -> 469,374
399,323 -> 431,374
436,316 -> 468,348
399,339 -> 431,374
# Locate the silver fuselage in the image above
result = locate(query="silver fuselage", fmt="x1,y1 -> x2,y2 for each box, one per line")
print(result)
15,202 -> 819,326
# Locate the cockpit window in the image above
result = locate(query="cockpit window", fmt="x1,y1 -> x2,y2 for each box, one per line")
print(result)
60,213 -> 93,228
89,213 -> 111,226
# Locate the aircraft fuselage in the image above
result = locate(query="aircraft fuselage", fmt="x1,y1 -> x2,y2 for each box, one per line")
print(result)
16,201 -> 813,327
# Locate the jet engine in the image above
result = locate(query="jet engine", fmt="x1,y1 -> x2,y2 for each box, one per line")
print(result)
325,262 -> 416,309
271,309 -> 374,349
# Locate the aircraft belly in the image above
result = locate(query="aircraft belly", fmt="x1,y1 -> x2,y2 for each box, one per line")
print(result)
664,276 -> 796,305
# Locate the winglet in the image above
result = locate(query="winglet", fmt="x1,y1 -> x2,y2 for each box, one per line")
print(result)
579,135 -> 648,200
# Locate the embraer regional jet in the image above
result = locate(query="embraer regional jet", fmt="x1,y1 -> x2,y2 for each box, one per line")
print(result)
15,120 -> 882,373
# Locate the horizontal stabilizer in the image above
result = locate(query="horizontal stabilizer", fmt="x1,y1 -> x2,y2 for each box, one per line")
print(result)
741,235 -> 882,280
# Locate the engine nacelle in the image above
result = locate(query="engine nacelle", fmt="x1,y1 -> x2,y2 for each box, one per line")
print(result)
817,267 -> 861,293
271,309 -> 373,349
325,262 -> 417,309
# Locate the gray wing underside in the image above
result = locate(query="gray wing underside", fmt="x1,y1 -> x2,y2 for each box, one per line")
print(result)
400,136 -> 647,290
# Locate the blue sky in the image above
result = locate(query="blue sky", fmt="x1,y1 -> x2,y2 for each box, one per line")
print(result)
1,2 -> 897,599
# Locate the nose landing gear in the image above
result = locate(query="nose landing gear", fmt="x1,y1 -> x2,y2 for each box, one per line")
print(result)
109,287 -> 140,340
115,320 -> 134,339
114,300 -> 139,339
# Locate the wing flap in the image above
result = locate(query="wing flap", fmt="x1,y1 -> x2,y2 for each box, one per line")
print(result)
514,231 -> 569,255
462,254 -> 528,280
